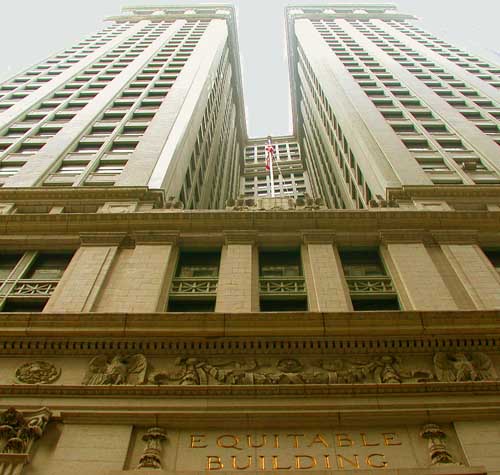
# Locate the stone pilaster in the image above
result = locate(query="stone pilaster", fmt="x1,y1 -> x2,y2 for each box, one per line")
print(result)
434,232 -> 500,310
94,232 -> 178,313
301,232 -> 351,312
381,231 -> 457,310
215,231 -> 259,312
44,233 -> 126,313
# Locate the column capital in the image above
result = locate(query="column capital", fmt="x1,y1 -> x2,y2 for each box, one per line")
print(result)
79,232 -> 127,247
132,231 -> 179,245
301,230 -> 336,244
380,229 -> 430,245
224,230 -> 258,245
431,230 -> 478,245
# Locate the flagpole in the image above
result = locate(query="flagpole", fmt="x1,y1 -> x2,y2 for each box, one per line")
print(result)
266,136 -> 275,198
269,148 -> 275,198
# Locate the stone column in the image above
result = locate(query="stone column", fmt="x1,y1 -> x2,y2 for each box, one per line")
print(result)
94,232 -> 178,313
301,232 -> 352,312
381,231 -> 458,310
435,232 -> 500,310
215,231 -> 259,313
44,233 -> 125,313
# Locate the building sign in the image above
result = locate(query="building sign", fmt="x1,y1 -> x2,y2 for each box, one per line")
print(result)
179,430 -> 417,471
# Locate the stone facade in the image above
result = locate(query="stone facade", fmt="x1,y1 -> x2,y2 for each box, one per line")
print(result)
0,3 -> 499,475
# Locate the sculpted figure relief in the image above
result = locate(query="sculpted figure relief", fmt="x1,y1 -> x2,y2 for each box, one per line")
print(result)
15,361 -> 60,385
83,354 -> 147,385
149,355 -> 432,386
433,352 -> 496,382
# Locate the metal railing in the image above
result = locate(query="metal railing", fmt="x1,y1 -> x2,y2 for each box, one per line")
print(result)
0,279 -> 59,298
259,276 -> 306,296
345,276 -> 396,296
170,277 -> 218,298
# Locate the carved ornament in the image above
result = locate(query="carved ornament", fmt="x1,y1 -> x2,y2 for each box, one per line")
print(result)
83,354 -> 147,385
15,361 -> 60,385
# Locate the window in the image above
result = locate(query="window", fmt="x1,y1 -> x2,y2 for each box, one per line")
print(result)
340,250 -> 399,311
0,252 -> 73,312
259,251 -> 307,311
484,250 -> 500,273
167,251 -> 220,312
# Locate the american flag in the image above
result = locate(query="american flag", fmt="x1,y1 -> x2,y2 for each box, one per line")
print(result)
265,138 -> 275,171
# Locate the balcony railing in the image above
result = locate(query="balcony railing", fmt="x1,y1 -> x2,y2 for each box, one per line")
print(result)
259,276 -> 306,297
170,277 -> 218,298
345,276 -> 396,296
0,279 -> 59,297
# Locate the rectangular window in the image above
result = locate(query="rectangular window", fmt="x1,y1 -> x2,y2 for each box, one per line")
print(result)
340,250 -> 399,311
0,252 -> 73,312
168,251 -> 220,312
259,251 -> 307,311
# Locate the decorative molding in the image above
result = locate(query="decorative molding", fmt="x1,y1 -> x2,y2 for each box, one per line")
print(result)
380,229 -> 430,244
0,186 -> 164,205
224,230 -> 258,245
301,230 -> 336,244
79,232 -> 127,247
1,381 -> 500,398
15,361 -> 60,385
431,230 -> 479,245
137,427 -> 167,470
132,231 -> 179,245
1,210 -> 500,238
0,310 -> 500,355
420,424 -> 459,466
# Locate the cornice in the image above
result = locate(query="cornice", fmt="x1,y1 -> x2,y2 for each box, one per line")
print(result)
1,210 -> 500,236
0,310 -> 499,355
388,186 -> 500,201
0,187 -> 164,205
1,381 -> 500,399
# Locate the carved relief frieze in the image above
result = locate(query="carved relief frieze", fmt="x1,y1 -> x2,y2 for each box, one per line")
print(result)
433,352 -> 497,382
6,351 -> 496,389
15,361 -> 60,385
148,354 -> 434,386
82,354 -> 147,385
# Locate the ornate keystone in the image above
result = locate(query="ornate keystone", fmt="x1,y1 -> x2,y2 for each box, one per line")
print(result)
137,427 -> 167,469
420,424 -> 456,465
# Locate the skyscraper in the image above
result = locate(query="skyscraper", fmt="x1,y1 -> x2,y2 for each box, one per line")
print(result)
0,4 -> 499,475
287,4 -> 500,209
0,6 -> 245,209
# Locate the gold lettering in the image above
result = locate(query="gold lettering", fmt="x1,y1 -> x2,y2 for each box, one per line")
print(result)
361,432 -> 380,447
382,433 -> 402,447
259,456 -> 265,470
287,433 -> 305,448
274,434 -> 280,449
308,433 -> 329,448
272,455 -> 292,470
191,434 -> 208,448
217,434 -> 242,450
366,453 -> 388,468
336,454 -> 360,469
247,434 -> 267,448
324,454 -> 332,469
232,455 -> 252,470
335,433 -> 353,447
207,456 -> 224,471
295,455 -> 317,470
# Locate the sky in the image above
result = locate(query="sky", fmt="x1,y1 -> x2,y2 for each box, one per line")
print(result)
1,0 -> 499,138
